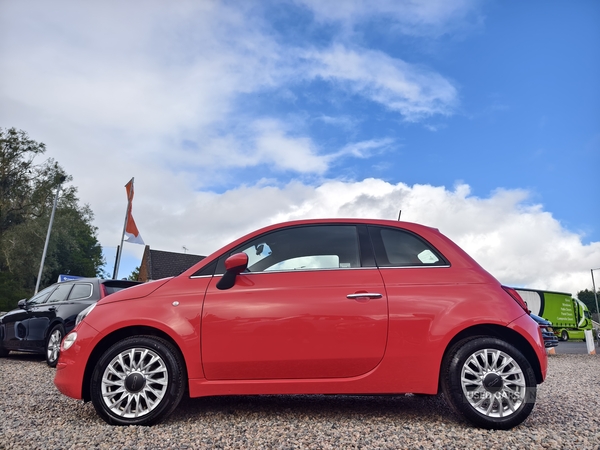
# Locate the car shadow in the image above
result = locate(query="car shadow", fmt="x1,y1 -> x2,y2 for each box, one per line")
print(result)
167,393 -> 458,426
2,352 -> 45,362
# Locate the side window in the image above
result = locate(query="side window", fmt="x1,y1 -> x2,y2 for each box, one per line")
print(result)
191,259 -> 217,277
240,242 -> 273,268
218,225 -> 361,273
28,286 -> 55,305
46,284 -> 73,303
68,283 -> 93,300
369,226 -> 448,267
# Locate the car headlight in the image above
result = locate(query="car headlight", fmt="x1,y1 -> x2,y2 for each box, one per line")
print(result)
62,332 -> 77,350
76,303 -> 97,326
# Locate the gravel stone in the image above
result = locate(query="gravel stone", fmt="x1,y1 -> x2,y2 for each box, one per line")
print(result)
0,353 -> 599,449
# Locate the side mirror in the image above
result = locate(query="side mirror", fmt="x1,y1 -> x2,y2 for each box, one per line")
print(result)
216,253 -> 249,290
17,299 -> 27,309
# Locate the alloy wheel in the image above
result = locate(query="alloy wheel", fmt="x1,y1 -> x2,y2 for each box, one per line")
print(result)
100,347 -> 169,419
47,328 -> 63,364
460,348 -> 526,418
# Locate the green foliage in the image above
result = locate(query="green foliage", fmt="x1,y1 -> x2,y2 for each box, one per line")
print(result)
0,127 -> 105,310
0,272 -> 28,312
577,289 -> 600,314
128,266 -> 140,281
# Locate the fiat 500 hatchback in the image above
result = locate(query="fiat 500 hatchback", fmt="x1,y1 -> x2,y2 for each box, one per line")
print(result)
54,219 -> 547,429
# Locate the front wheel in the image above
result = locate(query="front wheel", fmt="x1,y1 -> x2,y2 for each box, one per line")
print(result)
441,337 -> 537,430
46,324 -> 65,367
560,330 -> 569,341
90,336 -> 186,426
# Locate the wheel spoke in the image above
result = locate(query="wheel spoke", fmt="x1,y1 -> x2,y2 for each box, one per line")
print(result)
103,386 -> 126,399
466,355 -> 484,374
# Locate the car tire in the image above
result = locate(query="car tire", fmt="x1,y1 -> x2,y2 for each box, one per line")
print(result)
560,330 -> 568,341
90,336 -> 186,426
46,324 -> 65,367
441,337 -> 537,430
0,346 -> 9,357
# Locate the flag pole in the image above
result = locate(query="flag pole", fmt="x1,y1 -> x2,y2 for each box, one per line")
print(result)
113,177 -> 134,279
111,245 -> 120,279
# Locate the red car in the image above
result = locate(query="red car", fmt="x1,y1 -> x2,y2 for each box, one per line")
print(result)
54,219 -> 547,429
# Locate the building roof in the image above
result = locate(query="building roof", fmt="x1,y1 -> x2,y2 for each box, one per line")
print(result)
138,246 -> 205,281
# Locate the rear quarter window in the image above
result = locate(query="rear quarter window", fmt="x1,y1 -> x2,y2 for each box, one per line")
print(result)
369,226 -> 449,267
68,283 -> 93,300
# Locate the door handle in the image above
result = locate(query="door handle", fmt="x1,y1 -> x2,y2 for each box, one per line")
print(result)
346,293 -> 383,299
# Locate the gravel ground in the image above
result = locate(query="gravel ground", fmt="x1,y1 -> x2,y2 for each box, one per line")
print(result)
1,353 -> 599,449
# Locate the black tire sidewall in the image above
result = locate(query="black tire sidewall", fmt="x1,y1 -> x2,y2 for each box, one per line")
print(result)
90,336 -> 184,426
442,337 -> 537,430
46,324 -> 65,367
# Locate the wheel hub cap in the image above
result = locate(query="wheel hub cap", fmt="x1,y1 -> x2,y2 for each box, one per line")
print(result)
483,373 -> 503,393
124,372 -> 147,393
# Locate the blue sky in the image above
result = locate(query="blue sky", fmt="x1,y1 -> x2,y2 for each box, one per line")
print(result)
1,0 -> 598,294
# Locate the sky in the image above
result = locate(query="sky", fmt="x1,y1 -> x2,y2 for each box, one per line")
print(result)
1,0 -> 599,295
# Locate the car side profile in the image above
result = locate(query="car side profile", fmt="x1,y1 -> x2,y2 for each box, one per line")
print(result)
54,219 -> 547,429
0,278 -> 140,366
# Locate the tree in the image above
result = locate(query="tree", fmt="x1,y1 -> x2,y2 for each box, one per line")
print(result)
0,127 -> 105,310
128,266 -> 140,281
577,289 -> 600,314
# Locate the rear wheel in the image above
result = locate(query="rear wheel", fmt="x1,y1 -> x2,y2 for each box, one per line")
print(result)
46,324 -> 65,367
0,346 -> 9,357
90,336 -> 185,426
441,337 -> 537,430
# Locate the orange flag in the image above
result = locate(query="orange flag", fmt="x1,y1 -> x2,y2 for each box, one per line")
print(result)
124,178 -> 144,245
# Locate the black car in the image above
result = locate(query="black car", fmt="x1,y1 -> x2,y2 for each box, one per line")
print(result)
0,278 -> 140,366
530,313 -> 559,348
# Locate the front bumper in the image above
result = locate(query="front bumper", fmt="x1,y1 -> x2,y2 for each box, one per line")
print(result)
54,321 -> 98,400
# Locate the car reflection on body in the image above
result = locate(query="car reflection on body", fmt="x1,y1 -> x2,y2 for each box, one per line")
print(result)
0,278 -> 140,366
54,219 -> 547,430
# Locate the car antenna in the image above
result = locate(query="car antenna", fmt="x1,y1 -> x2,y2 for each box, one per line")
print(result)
397,210 -> 402,221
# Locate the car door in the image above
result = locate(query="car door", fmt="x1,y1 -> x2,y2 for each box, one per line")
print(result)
24,283 -> 74,349
1,285 -> 56,351
201,224 -> 389,380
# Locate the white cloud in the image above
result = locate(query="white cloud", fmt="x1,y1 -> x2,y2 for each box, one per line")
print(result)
304,45 -> 458,120
252,120 -> 328,173
334,138 -> 395,159
296,0 -> 483,36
